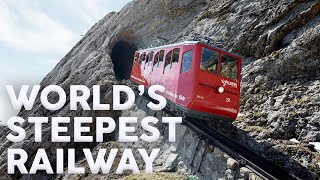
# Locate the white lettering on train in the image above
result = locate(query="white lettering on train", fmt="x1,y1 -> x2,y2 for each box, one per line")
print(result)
221,79 -> 237,88
164,90 -> 186,101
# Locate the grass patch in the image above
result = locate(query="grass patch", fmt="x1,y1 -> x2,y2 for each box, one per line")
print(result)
293,95 -> 310,105
253,112 -> 267,119
124,172 -> 185,180
245,125 -> 264,133
236,114 -> 246,121
198,11 -> 215,21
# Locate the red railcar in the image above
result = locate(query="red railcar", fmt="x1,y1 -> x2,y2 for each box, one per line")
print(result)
130,41 -> 242,121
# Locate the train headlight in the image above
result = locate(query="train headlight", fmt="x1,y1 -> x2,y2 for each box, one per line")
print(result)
218,87 -> 224,94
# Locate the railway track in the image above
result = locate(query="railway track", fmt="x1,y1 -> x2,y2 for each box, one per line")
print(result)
181,117 -> 295,180
130,85 -> 295,179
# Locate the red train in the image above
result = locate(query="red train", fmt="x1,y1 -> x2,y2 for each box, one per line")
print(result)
130,40 -> 242,121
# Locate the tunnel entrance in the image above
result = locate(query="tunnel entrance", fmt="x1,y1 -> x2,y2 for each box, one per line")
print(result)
111,41 -> 137,80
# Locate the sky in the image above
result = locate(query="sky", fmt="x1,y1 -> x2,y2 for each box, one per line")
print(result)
0,0 -> 132,124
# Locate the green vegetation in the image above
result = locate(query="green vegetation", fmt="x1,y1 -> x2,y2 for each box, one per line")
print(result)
253,87 -> 261,94
245,125 -> 264,133
187,175 -> 199,180
253,111 -> 267,119
198,11 -> 215,21
124,172 -> 185,180
293,95 -> 310,105
236,115 -> 245,122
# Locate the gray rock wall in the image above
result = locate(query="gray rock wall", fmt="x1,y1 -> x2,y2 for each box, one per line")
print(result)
0,0 -> 319,179
57,96 -> 261,180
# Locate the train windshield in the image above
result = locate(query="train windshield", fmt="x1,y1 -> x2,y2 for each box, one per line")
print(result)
200,48 -> 219,74
221,54 -> 238,81
201,48 -> 239,81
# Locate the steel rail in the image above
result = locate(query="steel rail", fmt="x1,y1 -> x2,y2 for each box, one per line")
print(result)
132,86 -> 295,180
182,117 -> 296,180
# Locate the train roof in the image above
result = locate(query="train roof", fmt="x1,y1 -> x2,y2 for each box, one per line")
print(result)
141,41 -> 198,51
139,41 -> 241,58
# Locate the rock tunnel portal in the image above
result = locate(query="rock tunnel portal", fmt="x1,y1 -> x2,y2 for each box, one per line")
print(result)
111,41 -> 137,80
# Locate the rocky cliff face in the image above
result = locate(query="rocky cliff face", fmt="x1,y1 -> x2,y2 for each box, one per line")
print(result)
56,96 -> 254,180
0,0 -> 319,179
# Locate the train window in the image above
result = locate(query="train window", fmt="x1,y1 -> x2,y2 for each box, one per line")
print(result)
153,52 -> 160,70
164,50 -> 172,72
171,48 -> 180,69
140,53 -> 146,68
145,52 -> 150,69
200,48 -> 219,74
139,53 -> 143,64
134,52 -> 139,64
148,51 -> 154,67
158,50 -> 164,67
181,50 -> 193,73
221,54 -> 238,81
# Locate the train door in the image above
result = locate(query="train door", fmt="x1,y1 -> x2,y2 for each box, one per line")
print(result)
176,46 -> 195,107
160,48 -> 180,102
130,52 -> 139,81
138,52 -> 147,86
169,48 -> 181,102
150,50 -> 165,86
195,46 -> 221,111
130,52 -> 145,85
143,51 -> 154,87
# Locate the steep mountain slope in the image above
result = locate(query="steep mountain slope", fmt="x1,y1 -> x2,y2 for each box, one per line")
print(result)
0,0 -> 319,179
